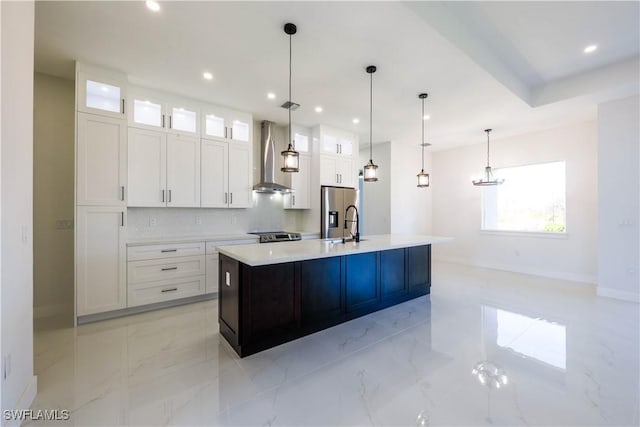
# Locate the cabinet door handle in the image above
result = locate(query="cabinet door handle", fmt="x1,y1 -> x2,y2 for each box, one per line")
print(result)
168,189 -> 172,203
160,249 -> 177,253
161,288 -> 178,293
121,212 -> 124,227
292,195 -> 295,206
169,115 -> 172,129
120,186 -> 125,201
161,267 -> 178,271
230,128 -> 233,140
224,192 -> 228,204
336,173 -> 339,183
230,193 -> 233,204
224,127 -> 228,139
162,114 -> 165,128
162,189 -> 165,203
121,99 -> 125,114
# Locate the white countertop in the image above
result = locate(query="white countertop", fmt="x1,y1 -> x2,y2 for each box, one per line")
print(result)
217,234 -> 453,266
126,231 -> 320,247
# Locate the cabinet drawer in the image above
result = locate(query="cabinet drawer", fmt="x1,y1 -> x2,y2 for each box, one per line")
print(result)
128,255 -> 205,283
128,276 -> 205,308
127,242 -> 205,261
205,239 -> 257,254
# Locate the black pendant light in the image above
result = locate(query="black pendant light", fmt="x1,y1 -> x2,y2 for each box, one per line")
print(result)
472,129 -> 504,186
363,65 -> 379,182
281,23 -> 299,173
417,93 -> 430,188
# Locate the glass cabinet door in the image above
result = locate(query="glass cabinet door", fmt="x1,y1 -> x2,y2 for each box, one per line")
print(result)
84,79 -> 122,115
230,119 -> 250,143
294,132 -> 309,153
170,106 -> 197,134
204,113 -> 226,139
322,134 -> 338,154
339,137 -> 353,156
132,98 -> 163,128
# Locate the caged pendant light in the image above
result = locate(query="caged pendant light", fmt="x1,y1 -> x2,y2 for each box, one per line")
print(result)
280,23 -> 300,173
416,93 -> 430,188
362,65 -> 379,182
472,129 -> 504,186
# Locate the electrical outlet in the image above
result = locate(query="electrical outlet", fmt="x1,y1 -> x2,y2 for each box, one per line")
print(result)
21,225 -> 28,243
195,216 -> 202,225
149,217 -> 157,227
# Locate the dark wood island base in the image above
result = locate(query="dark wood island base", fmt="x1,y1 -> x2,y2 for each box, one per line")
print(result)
219,245 -> 431,357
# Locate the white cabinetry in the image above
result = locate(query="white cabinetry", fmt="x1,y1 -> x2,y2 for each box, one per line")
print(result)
77,67 -> 127,120
202,105 -> 252,143
76,206 -> 127,316
127,242 -> 206,308
201,138 -> 252,208
128,128 -> 200,207
128,87 -> 200,136
76,112 -> 127,206
284,154 -> 311,209
315,125 -> 358,187
205,238 -> 258,294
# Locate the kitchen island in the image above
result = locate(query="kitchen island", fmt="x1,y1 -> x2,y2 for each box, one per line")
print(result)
217,235 -> 451,357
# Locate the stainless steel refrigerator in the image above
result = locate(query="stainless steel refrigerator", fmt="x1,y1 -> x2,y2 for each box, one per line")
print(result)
321,186 -> 359,240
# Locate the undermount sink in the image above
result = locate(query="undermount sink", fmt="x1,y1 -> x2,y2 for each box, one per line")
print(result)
322,238 -> 367,244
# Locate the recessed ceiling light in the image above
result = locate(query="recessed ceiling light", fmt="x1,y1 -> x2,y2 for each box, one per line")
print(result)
203,72 -> 213,80
267,92 -> 276,100
145,0 -> 160,12
583,44 -> 598,54
352,118 -> 360,124
423,115 -> 431,120
315,106 -> 323,113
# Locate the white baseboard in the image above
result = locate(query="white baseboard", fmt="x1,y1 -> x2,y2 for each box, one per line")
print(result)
433,256 -> 597,285
4,376 -> 38,427
597,287 -> 640,303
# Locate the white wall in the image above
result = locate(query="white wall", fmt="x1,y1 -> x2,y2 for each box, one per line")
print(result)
432,122 -> 598,283
597,95 -> 639,302
1,0 -> 37,416
390,142 -> 432,234
359,142 -> 391,235
33,73 -> 75,323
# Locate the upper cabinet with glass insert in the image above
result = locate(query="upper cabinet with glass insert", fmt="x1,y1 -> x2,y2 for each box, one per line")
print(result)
128,87 -> 199,136
201,105 -> 252,144
320,126 -> 355,157
77,66 -> 127,120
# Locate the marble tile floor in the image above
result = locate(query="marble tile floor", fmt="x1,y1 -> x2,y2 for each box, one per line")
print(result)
29,261 -> 639,426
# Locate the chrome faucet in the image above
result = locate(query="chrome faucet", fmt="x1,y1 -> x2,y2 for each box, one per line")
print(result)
343,204 -> 360,243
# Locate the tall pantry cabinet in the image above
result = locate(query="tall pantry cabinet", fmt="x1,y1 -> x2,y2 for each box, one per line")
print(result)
75,64 -> 128,318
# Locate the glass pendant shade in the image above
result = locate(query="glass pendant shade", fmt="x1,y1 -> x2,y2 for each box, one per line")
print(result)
472,128 -> 504,186
417,170 -> 430,187
281,22 -> 299,173
281,143 -> 299,172
363,160 -> 378,182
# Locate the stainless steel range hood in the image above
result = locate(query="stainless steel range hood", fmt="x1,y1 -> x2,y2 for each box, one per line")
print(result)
253,120 -> 292,193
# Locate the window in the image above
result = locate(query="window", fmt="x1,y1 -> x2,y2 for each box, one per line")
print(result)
482,161 -> 566,233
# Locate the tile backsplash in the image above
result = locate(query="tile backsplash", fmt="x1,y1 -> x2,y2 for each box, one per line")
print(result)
127,193 -> 302,239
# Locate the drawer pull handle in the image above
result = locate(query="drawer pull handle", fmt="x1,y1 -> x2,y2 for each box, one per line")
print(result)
161,267 -> 178,271
161,249 -> 177,253
161,288 -> 178,293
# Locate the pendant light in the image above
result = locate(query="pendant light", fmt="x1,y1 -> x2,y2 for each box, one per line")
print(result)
363,65 -> 379,182
281,23 -> 299,173
472,129 -> 504,186
416,93 -> 430,188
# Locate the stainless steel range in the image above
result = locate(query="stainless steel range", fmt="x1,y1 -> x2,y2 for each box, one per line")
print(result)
250,231 -> 302,243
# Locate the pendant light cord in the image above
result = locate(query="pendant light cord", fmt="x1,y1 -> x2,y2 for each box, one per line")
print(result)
369,70 -> 373,162
421,97 -> 425,170
486,130 -> 490,167
288,32 -> 293,149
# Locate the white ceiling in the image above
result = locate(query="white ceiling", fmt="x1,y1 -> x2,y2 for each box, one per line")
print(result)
34,1 -> 639,150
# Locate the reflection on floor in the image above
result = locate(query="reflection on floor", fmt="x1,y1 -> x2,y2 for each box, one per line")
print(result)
29,262 -> 639,426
